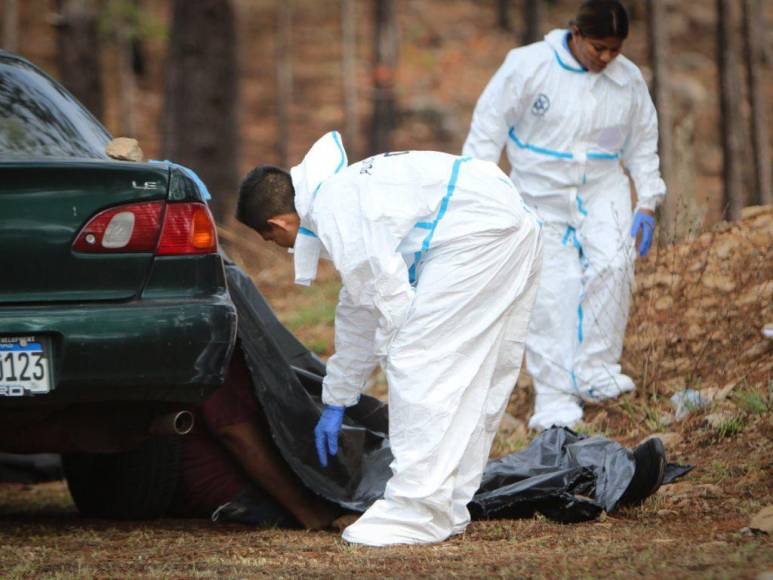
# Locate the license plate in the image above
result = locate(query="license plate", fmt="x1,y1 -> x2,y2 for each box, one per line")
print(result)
0,336 -> 51,396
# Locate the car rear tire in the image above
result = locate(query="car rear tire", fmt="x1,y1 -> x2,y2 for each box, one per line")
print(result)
62,435 -> 181,520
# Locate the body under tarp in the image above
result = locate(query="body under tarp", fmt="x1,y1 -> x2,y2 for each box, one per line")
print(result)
226,262 -> 688,523
0,262 -> 687,522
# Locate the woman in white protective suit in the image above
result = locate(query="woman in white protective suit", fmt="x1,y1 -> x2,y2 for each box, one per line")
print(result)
463,0 -> 666,431
236,131 -> 542,546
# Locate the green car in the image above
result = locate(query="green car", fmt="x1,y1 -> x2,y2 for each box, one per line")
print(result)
0,52 -> 237,517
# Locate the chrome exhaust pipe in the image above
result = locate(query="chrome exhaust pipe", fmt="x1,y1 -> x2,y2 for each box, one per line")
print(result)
150,410 -> 195,436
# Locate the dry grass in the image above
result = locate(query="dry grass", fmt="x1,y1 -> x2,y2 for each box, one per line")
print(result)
1,480 -> 771,579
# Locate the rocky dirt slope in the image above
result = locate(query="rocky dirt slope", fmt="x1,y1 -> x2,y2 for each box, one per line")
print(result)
624,205 -> 772,414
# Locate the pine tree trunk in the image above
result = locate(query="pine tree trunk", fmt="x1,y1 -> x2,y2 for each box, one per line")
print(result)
2,0 -> 18,52
116,17 -> 136,136
742,0 -> 772,205
716,0 -> 745,221
370,0 -> 397,155
276,0 -> 292,168
646,0 -> 676,238
497,0 -> 511,32
341,0 -> 359,158
162,0 -> 239,223
55,0 -> 103,121
522,0 -> 543,45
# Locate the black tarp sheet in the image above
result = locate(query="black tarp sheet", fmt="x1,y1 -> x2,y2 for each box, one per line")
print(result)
226,262 -> 689,523
0,262 -> 688,522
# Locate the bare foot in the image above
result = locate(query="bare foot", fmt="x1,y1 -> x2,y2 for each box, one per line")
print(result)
331,513 -> 360,531
296,499 -> 340,530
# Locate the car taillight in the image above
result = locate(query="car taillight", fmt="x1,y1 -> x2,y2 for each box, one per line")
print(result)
73,201 -> 163,253
73,201 -> 217,255
156,202 -> 217,255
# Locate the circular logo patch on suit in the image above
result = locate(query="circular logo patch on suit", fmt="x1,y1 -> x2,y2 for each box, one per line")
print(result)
531,93 -> 550,117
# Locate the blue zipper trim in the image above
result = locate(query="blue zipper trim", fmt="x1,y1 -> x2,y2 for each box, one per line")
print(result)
576,195 -> 589,216
331,130 -> 347,173
557,33 -> 587,73
554,49 -> 587,73
508,127 -> 620,161
408,251 -> 422,285
562,226 -> 587,344
414,222 -> 433,230
409,156 -> 472,285
587,151 -> 621,160
310,131 -> 348,204
298,226 -> 318,238
509,127 -> 573,159
561,225 -> 575,246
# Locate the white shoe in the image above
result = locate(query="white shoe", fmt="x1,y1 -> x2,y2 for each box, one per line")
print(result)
528,399 -> 583,431
579,375 -> 635,404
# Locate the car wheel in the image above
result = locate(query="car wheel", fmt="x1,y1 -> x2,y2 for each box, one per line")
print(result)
62,435 -> 181,520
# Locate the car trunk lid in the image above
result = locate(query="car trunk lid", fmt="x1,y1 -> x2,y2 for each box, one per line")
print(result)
0,160 -> 170,304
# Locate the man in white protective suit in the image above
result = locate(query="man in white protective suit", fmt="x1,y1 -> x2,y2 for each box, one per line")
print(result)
463,0 -> 666,431
235,131 -> 543,546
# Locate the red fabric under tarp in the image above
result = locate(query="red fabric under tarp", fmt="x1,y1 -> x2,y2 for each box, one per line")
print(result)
170,348 -> 260,517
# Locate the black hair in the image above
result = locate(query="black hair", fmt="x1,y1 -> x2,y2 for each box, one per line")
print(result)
235,165 -> 296,233
571,0 -> 629,39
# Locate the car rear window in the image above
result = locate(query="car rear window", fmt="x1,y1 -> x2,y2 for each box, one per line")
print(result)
0,56 -> 111,160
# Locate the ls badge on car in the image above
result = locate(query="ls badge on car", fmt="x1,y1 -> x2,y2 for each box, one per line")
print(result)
0,336 -> 51,396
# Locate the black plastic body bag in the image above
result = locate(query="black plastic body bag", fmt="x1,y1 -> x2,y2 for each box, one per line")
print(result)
226,263 -> 685,524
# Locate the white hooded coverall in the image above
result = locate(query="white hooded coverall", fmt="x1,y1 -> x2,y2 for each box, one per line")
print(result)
463,29 -> 666,431
291,132 -> 542,546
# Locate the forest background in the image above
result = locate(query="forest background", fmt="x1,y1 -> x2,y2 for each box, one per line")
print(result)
0,1 -> 771,577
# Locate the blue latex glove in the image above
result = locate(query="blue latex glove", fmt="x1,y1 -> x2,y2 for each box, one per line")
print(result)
630,210 -> 656,257
314,404 -> 345,467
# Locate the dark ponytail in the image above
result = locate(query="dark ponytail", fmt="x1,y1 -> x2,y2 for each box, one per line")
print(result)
571,0 -> 629,39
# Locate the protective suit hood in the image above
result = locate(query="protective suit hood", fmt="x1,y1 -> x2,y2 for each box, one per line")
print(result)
543,28 -> 629,87
289,131 -> 348,286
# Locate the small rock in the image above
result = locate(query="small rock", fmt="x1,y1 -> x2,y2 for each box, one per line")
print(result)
749,505 -> 773,534
106,137 -> 144,162
701,273 -> 736,293
712,237 -> 739,260
739,526 -> 754,536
